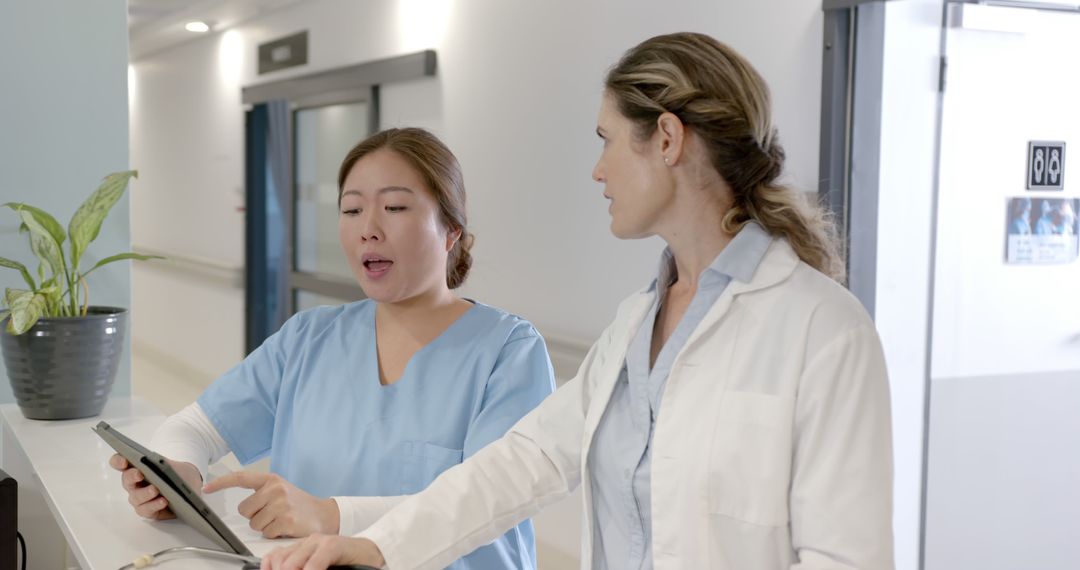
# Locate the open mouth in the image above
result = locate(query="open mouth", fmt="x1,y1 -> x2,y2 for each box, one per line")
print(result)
361,254 -> 393,275
363,259 -> 393,271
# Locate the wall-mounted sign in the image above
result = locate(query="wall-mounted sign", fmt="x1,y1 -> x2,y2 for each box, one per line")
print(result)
1005,196 -> 1078,264
258,31 -> 308,75
1027,140 -> 1065,190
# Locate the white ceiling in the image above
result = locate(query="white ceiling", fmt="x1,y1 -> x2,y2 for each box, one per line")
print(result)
128,0 -> 309,60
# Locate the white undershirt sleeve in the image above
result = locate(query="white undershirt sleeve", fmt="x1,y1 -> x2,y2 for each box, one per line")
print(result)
149,402 -> 231,484
151,403 -> 408,536
332,495 -> 408,536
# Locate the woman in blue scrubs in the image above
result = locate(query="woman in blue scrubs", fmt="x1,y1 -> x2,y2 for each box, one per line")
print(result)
108,128 -> 555,569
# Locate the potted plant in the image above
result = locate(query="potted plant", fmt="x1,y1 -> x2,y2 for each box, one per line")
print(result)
0,170 -> 160,420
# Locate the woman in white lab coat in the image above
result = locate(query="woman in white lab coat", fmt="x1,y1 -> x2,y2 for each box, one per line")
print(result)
262,31 -> 894,570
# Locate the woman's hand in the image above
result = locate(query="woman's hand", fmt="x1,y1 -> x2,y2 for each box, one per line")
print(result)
203,471 -> 339,538
260,534 -> 385,570
107,453 -> 202,520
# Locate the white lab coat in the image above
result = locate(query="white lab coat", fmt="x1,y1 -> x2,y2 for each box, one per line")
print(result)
361,238 -> 894,569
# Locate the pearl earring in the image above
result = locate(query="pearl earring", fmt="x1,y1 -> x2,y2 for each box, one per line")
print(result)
664,157 -> 670,165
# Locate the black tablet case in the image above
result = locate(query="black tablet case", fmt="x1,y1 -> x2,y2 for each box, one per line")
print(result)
93,421 -> 253,557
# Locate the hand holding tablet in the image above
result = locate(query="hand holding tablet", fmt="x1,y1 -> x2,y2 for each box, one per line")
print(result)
96,422 -> 381,570
107,452 -> 202,520
94,421 -> 254,557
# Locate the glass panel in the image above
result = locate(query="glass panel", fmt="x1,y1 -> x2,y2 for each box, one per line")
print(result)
294,290 -> 355,312
294,101 -> 369,280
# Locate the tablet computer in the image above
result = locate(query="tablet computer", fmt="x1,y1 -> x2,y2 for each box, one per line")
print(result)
93,420 -> 254,558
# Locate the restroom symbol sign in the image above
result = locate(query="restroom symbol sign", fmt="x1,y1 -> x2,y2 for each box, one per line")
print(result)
1027,141 -> 1065,190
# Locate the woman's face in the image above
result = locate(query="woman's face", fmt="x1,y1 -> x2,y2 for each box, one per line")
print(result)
338,148 -> 458,304
592,92 -> 674,239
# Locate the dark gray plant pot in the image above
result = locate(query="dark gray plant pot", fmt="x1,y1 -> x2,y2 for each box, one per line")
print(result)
1,306 -> 127,420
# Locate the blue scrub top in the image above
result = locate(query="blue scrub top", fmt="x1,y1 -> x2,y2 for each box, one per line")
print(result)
198,299 -> 555,569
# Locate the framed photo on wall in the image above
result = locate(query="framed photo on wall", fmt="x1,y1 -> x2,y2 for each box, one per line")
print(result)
1005,197 -> 1079,264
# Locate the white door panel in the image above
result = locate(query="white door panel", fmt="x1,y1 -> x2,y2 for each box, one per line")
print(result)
925,5 -> 1080,570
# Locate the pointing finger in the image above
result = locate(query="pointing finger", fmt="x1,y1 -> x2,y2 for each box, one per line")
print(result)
203,470 -> 272,494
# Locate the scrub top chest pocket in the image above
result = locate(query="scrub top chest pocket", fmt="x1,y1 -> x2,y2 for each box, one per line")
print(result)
708,390 -> 795,527
401,441 -> 465,495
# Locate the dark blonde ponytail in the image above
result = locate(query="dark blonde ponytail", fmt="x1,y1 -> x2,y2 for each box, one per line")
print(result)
605,32 -> 844,281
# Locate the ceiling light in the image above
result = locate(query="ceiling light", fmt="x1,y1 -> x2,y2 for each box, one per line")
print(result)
185,21 -> 210,33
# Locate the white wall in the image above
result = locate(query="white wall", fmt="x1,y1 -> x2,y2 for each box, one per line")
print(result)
130,30 -> 248,386
0,0 -> 131,402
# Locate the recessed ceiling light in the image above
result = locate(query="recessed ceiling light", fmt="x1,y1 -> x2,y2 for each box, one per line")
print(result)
185,21 -> 210,33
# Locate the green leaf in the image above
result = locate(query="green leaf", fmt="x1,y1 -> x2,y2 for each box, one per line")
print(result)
81,252 -> 163,280
0,256 -> 36,289
4,288 -> 29,308
39,279 -> 60,315
18,209 -> 64,277
5,289 -> 47,335
68,170 -> 138,269
2,203 -> 65,246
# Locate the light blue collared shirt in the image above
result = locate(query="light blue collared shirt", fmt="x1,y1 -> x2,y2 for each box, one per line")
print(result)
587,222 -> 772,570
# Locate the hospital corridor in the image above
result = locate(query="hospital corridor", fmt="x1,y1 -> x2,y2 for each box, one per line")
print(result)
0,1 -> 1077,569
